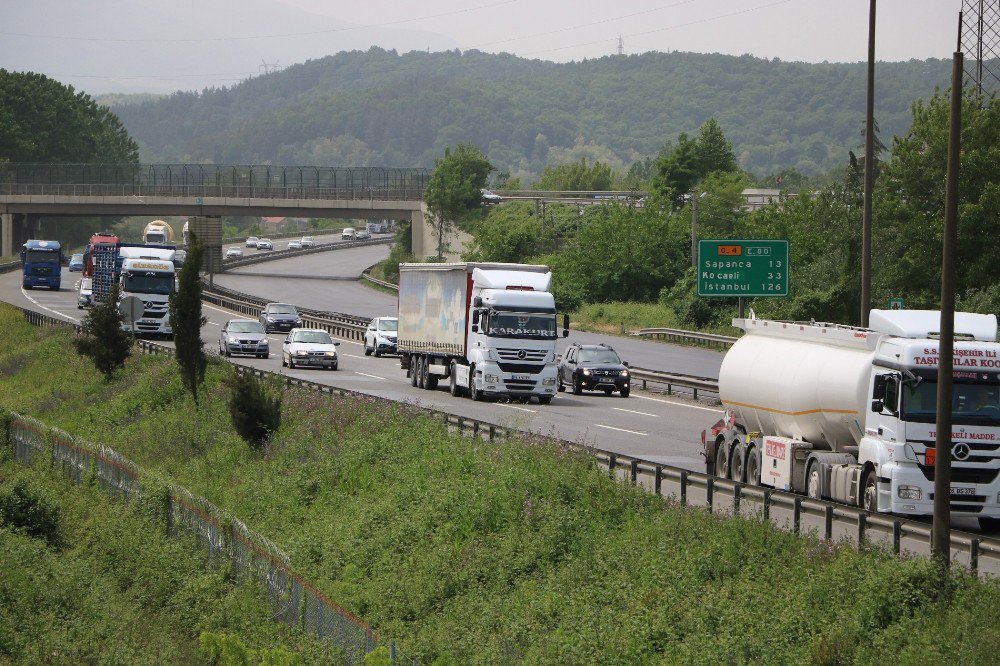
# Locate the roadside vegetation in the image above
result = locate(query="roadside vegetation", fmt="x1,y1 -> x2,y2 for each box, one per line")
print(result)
4,304 -> 1000,663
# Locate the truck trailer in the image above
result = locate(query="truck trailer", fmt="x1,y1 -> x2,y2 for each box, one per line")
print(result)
20,239 -> 62,290
703,309 -> 1000,528
397,262 -> 568,404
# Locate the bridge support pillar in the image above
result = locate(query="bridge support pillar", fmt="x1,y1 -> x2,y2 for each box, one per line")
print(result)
410,208 -> 427,260
0,213 -> 11,258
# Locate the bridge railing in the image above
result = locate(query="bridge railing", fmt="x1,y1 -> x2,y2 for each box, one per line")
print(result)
0,163 -> 430,201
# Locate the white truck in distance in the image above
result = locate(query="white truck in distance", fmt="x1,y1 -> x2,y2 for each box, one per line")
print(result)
143,220 -> 174,244
397,262 -> 568,404
118,257 -> 176,339
704,309 -> 1000,528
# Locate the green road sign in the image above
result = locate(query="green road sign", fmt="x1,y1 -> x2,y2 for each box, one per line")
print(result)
887,297 -> 906,310
697,239 -> 789,297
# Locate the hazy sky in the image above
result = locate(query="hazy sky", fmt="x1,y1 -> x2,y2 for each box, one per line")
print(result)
0,0 -> 965,94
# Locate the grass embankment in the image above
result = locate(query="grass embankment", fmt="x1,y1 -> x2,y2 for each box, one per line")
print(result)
0,458 -> 339,664
571,301 -> 735,338
3,302 -> 1000,663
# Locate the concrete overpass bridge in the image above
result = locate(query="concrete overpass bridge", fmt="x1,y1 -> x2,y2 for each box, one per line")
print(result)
0,163 -> 441,257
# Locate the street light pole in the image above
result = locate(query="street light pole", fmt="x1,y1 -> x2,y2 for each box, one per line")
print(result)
861,0 -> 876,327
691,192 -> 698,270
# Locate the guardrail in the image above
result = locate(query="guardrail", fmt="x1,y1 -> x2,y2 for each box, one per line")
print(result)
220,236 -> 391,271
627,367 -> 719,399
8,300 -> 1000,579
630,326 -> 738,350
0,260 -> 21,275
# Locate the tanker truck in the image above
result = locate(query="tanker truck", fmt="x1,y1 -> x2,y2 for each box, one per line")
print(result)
703,309 -> 1000,528
397,262 -> 568,404
143,220 -> 174,245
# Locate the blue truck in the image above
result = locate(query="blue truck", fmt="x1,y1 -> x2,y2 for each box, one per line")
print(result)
20,239 -> 63,290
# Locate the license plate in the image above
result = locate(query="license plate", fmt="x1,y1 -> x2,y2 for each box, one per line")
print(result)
512,374 -> 529,380
951,487 -> 976,496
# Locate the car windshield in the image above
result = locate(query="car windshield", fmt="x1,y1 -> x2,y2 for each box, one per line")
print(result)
378,319 -> 398,332
486,312 -> 557,340
579,349 -> 622,364
901,379 -> 1000,426
229,321 -> 264,333
247,237 -> 258,241
269,305 -> 297,315
123,272 -> 174,295
293,331 -> 332,344
71,254 -> 83,262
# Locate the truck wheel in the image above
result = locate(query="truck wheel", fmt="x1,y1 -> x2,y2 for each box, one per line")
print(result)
806,460 -> 822,499
557,378 -> 565,392
731,442 -> 746,483
409,356 -> 418,386
538,395 -> 552,405
572,375 -> 582,395
715,441 -> 729,479
425,366 -> 438,390
862,469 -> 878,512
449,364 -> 461,397
745,446 -> 761,486
469,365 -> 482,401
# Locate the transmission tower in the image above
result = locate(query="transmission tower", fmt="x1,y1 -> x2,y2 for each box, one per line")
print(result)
617,35 -> 624,56
960,0 -> 1000,95
259,60 -> 281,75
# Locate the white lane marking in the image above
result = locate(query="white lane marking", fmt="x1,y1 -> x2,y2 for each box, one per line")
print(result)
612,407 -> 659,418
497,403 -> 537,414
20,287 -> 80,323
633,393 -> 724,413
594,424 -> 648,436
355,372 -> 386,380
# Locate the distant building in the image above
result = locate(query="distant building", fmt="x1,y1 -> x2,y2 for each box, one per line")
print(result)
741,188 -> 796,212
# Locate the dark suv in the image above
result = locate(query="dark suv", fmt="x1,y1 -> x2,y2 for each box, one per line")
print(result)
558,343 -> 631,397
259,302 -> 302,333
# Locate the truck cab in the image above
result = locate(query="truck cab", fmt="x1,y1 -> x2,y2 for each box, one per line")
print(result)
20,239 -> 62,290
118,257 -> 176,338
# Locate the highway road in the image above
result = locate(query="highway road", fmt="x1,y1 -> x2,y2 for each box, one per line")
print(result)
1,242 -> 725,471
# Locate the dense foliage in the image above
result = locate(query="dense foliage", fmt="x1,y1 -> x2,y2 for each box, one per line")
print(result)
463,88 -> 1000,329
5,304 -> 1000,663
74,284 -> 133,379
109,48 -> 951,179
423,144 -> 493,259
226,371 -> 282,450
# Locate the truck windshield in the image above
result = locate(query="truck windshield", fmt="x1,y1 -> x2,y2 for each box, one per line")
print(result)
24,250 -> 59,263
902,380 -> 1000,426
123,273 -> 174,295
486,312 -> 557,340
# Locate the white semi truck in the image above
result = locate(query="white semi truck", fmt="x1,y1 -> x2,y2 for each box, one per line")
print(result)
397,262 -> 568,404
704,309 -> 1000,527
118,257 -> 176,338
143,220 -> 174,245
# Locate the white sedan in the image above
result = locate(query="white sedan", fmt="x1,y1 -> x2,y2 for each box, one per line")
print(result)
225,247 -> 243,259
282,328 -> 340,370
287,240 -> 302,250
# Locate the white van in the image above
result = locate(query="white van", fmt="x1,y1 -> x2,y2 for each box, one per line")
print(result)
341,227 -> 357,240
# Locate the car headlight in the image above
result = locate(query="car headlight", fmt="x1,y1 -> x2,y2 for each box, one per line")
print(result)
620,370 -> 629,376
543,377 -> 556,385
582,368 -> 592,376
228,337 -> 239,344
324,351 -> 337,357
266,316 -> 276,321
296,351 -> 308,357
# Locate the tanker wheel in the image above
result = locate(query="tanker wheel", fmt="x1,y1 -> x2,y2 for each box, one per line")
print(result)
731,443 -> 746,483
745,447 -> 761,486
806,460 -> 822,500
715,441 -> 729,480
862,469 -> 879,513
537,395 -> 552,405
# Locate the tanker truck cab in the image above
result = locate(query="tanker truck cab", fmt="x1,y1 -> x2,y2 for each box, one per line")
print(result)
705,309 -> 1000,526
118,258 -> 176,339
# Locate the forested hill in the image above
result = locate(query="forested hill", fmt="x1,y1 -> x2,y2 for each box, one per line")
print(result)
111,48 -> 952,180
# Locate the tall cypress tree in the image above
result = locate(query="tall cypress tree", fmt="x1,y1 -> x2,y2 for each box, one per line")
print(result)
169,233 -> 207,404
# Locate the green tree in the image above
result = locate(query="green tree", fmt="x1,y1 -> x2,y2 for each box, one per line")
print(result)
225,372 -> 282,451
463,202 -> 556,263
423,144 -> 494,259
0,70 -> 139,163
534,158 -> 615,191
651,132 -> 700,206
74,284 -> 133,380
169,233 -> 207,404
694,118 -> 739,175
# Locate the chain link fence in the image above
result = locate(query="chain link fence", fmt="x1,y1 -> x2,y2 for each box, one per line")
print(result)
5,411 -> 416,664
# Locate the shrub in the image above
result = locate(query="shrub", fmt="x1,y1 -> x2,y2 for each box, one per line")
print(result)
74,283 -> 133,380
226,371 -> 281,450
0,478 -> 62,547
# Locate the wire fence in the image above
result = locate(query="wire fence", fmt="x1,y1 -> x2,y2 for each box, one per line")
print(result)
4,411 -> 414,664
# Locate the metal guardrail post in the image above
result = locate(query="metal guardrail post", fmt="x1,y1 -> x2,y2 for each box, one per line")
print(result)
706,477 -> 713,513
763,490 -> 771,520
608,454 -> 617,477
971,539 -> 980,575
824,505 -> 834,540
654,465 -> 662,495
733,483 -> 741,514
857,513 -> 867,546
793,497 -> 802,534
679,470 -> 687,506
892,520 -> 901,555
630,459 -> 638,485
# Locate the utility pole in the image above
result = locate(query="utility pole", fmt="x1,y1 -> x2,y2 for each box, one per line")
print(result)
860,0 -> 876,327
691,192 -> 698,269
932,45 -> 964,567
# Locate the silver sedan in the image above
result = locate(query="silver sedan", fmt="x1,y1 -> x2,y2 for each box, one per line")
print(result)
219,319 -> 270,358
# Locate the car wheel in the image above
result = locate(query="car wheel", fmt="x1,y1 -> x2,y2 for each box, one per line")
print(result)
331,363 -> 338,371
282,354 -> 287,367
572,375 -> 582,395
289,356 -> 296,369
620,387 -> 630,398
603,387 -> 613,396
257,353 -> 267,359
538,395 -> 552,405
374,348 -> 382,357
224,347 -> 231,357
557,377 -> 565,392
364,344 -> 372,356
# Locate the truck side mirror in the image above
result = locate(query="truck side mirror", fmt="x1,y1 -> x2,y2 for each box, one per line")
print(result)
871,399 -> 884,412
562,313 -> 570,337
872,375 -> 887,400
474,296 -> 483,307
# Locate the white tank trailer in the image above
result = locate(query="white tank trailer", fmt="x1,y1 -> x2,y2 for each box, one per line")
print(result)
703,309 -> 1000,527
